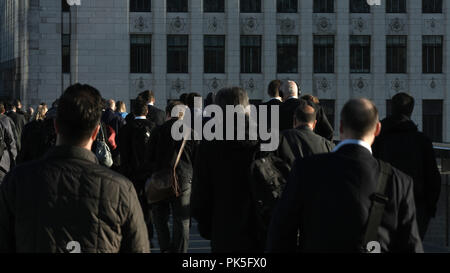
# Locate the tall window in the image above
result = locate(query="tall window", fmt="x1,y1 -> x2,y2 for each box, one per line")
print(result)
277,0 -> 297,13
167,0 -> 188,12
386,0 -> 406,13
167,35 -> 188,73
62,0 -> 70,12
204,0 -> 224,12
240,0 -> 261,13
423,0 -> 442,13
350,0 -> 370,13
350,36 -> 371,73
314,0 -> 334,13
130,0 -> 151,12
320,99 -> 335,130
277,36 -> 298,73
62,34 -> 70,73
130,35 -> 151,73
204,35 -> 225,73
423,36 -> 443,74
314,36 -> 334,73
241,36 -> 261,73
423,100 -> 443,142
387,36 -> 407,73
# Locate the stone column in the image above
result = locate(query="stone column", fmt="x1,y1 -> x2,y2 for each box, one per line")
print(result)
190,0 -> 203,94
372,2 -> 386,116
226,0 -> 240,86
152,0 -> 167,108
299,0 -> 314,95
262,0 -> 276,101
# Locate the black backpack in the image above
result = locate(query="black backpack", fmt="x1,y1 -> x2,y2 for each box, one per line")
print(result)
248,148 -> 291,247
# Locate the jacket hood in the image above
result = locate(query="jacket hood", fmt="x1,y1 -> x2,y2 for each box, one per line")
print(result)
380,115 -> 418,135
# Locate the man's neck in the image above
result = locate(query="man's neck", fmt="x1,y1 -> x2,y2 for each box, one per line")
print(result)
148,102 -> 154,106
296,123 -> 314,131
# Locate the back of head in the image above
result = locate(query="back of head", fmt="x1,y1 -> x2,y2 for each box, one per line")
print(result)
133,99 -> 148,117
56,83 -> 103,145
391,92 -> 414,117
166,100 -> 185,119
268,80 -> 282,98
13,99 -> 22,109
138,90 -> 155,104
0,102 -> 5,114
106,99 -> 115,110
187,92 -> 202,109
281,80 -> 300,100
116,101 -> 126,113
215,87 -> 249,111
295,99 -> 317,125
341,98 -> 379,139
301,94 -> 320,105
34,105 -> 48,121
179,93 -> 188,105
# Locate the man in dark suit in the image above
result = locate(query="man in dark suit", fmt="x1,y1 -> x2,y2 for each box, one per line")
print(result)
5,102 -> 26,152
267,98 -> 423,253
277,99 -> 334,167
279,81 -> 301,132
260,80 -> 283,132
373,93 -> 441,240
138,90 -> 166,127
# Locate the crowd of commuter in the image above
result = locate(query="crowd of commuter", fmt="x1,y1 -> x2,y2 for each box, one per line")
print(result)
0,79 -> 441,253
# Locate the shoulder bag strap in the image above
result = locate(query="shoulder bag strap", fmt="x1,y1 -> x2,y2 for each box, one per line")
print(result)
363,160 -> 393,248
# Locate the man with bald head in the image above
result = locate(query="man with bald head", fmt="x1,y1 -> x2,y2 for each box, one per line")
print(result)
279,80 -> 301,131
267,98 -> 423,253
276,99 -> 334,167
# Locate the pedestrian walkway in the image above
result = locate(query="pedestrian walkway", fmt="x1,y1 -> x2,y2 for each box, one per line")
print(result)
150,218 -> 211,253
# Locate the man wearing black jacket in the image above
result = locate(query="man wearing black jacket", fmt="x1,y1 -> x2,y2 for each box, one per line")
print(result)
148,101 -> 197,253
277,99 -> 334,167
373,93 -> 441,240
260,80 -> 283,132
267,98 -> 423,253
138,90 -> 166,126
0,83 -> 149,253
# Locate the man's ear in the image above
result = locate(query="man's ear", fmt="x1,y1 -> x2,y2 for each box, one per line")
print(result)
91,124 -> 100,141
374,121 -> 381,137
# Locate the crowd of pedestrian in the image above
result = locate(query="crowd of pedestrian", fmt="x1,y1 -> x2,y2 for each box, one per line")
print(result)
0,79 -> 441,253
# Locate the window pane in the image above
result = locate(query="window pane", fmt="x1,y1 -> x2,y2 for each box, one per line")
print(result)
131,35 -> 151,73
168,35 -> 188,73
386,0 -> 406,13
423,0 -> 442,13
423,36 -> 443,73
167,0 -> 188,12
204,0 -> 224,12
387,36 -> 407,73
350,0 -> 370,13
423,100 -> 443,142
277,0 -> 298,13
130,0 -> 151,12
314,36 -> 334,73
204,35 -> 225,73
241,36 -> 261,73
240,0 -> 261,13
314,0 -> 334,13
62,34 -> 70,73
277,35 -> 298,73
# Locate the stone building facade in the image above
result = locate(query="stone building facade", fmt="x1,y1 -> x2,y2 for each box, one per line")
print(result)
0,0 -> 449,141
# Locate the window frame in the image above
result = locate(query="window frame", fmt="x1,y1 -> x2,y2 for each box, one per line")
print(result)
277,35 -> 299,73
240,35 -> 262,74
350,35 -> 371,74
167,35 -> 189,74
313,0 -> 334,13
277,0 -> 298,13
130,34 -> 152,74
350,0 -> 370,13
422,0 -> 443,14
240,0 -> 262,13
204,0 -> 225,12
130,0 -> 151,12
204,35 -> 226,74
314,35 -> 335,74
386,0 -> 406,13
422,35 -> 443,74
167,0 -> 188,12
386,35 -> 407,74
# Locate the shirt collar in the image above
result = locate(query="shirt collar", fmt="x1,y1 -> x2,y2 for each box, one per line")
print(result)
45,145 -> 99,164
148,102 -> 154,106
135,116 -> 146,120
271,97 -> 282,102
332,139 -> 372,154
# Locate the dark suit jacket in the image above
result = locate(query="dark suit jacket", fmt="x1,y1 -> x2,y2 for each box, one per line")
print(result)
279,98 -> 301,132
276,126 -> 335,167
147,105 -> 166,127
6,111 -> 26,151
373,115 -> 441,217
267,144 -> 423,253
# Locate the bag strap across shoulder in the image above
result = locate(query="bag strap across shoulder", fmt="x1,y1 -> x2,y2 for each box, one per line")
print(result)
363,160 -> 393,248
173,138 -> 187,170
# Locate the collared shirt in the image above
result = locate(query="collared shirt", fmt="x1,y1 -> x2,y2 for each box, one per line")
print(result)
287,96 -> 298,100
270,97 -> 282,102
148,103 -> 154,106
135,116 -> 146,120
332,139 -> 372,154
